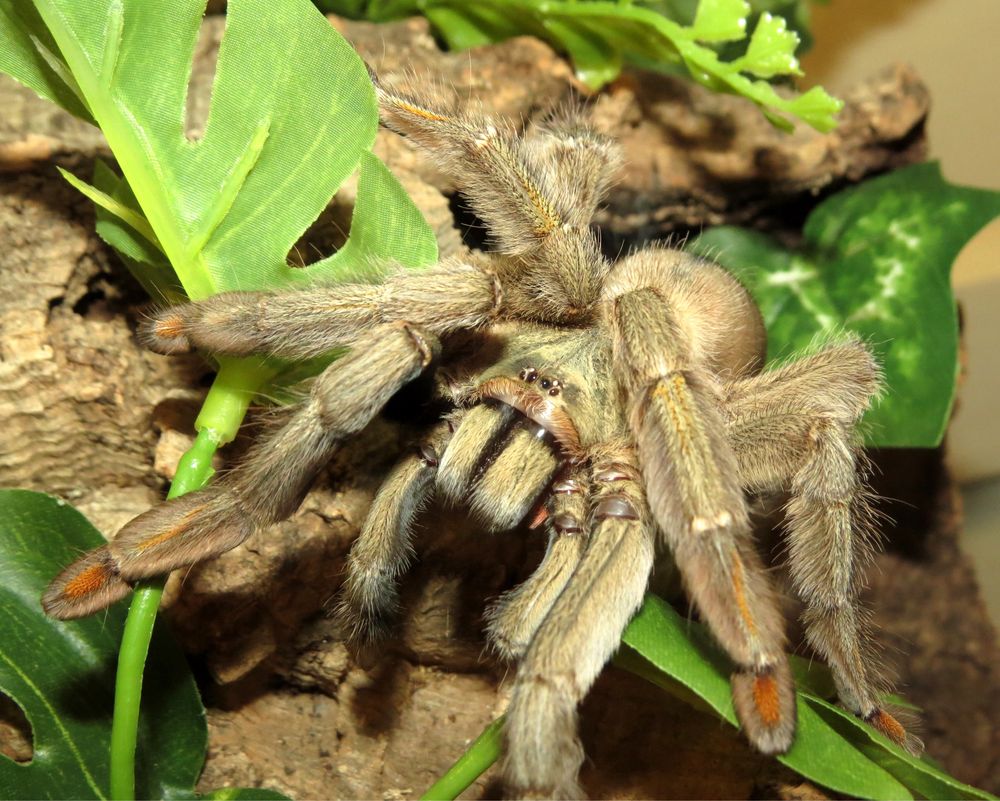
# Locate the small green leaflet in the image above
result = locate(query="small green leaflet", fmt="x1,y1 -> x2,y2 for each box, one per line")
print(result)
691,162 -> 1000,448
319,0 -> 841,131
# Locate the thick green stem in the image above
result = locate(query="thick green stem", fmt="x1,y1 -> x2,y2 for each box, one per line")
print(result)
109,358 -> 268,801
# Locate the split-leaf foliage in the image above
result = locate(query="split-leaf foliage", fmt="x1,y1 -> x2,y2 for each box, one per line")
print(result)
0,0 -> 998,799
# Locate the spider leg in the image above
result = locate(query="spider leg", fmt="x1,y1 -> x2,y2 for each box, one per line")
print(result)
503,448 -> 654,800
140,258 -> 501,358
604,252 -> 795,754
725,340 -> 921,753
523,106 -> 622,227
485,469 -> 588,661
337,421 -> 452,640
372,72 -> 611,321
42,322 -> 438,619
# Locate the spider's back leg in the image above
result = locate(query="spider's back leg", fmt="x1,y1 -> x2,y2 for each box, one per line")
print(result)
725,340 -> 920,753
603,248 -> 796,754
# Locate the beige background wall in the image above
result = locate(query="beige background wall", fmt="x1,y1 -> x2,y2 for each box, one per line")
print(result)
800,0 -> 1000,618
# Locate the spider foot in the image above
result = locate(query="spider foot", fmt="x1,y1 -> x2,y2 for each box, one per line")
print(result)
139,305 -> 193,354
864,707 -> 924,755
42,544 -> 133,619
731,661 -> 797,755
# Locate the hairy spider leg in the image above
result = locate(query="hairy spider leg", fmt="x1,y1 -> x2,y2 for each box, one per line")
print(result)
42,322 -> 438,620
503,446 -> 654,800
605,251 -> 796,754
371,71 -> 616,254
372,71 -> 616,324
337,420 -> 453,640
485,466 -> 589,660
725,340 -> 920,753
140,258 -> 502,359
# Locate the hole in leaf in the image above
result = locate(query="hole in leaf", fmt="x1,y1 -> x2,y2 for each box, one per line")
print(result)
184,13 -> 223,140
286,197 -> 353,268
0,692 -> 34,764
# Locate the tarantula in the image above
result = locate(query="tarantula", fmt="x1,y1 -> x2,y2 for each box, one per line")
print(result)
42,71 -> 916,798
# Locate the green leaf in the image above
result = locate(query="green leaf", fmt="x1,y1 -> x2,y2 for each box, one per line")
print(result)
425,594 -> 996,800
0,489 -> 291,800
307,150 -> 439,281
690,0 -> 749,42
690,162 -> 1000,447
0,2 -> 95,122
731,10 -> 802,77
620,596 -> 913,801
801,696 -> 996,801
90,160 -> 185,304
0,490 -> 201,800
2,0 -> 437,304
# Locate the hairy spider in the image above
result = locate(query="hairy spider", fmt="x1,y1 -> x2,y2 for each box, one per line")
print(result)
42,71 -> 918,798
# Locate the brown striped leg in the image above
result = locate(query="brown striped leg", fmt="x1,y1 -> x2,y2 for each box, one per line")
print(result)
42,323 -> 437,620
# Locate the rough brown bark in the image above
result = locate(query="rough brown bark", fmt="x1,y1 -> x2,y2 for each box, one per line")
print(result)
0,13 -> 995,801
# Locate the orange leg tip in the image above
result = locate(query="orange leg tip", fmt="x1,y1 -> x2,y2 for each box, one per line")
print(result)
866,708 -> 908,747
62,562 -> 112,599
153,316 -> 185,339
752,671 -> 783,728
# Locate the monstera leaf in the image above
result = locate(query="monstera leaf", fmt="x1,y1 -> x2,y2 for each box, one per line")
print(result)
0,0 -> 437,303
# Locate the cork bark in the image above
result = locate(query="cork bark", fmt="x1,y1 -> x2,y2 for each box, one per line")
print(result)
0,13 -> 996,800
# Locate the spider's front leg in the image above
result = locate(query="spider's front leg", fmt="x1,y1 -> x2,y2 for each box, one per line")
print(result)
140,257 -> 501,358
503,447 -> 654,800
43,322 -> 438,619
337,419 -> 452,640
725,340 -> 920,753
604,249 -> 797,754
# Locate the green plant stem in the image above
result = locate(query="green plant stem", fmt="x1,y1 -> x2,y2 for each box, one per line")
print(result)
109,358 -> 268,801
421,715 -> 505,801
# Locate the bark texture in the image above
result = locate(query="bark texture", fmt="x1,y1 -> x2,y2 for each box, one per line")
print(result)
1,13 -> 996,801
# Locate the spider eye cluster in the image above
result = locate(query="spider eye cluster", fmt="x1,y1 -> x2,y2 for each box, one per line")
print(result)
519,366 -> 562,396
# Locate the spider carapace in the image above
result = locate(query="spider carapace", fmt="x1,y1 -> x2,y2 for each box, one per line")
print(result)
42,69 -> 918,799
